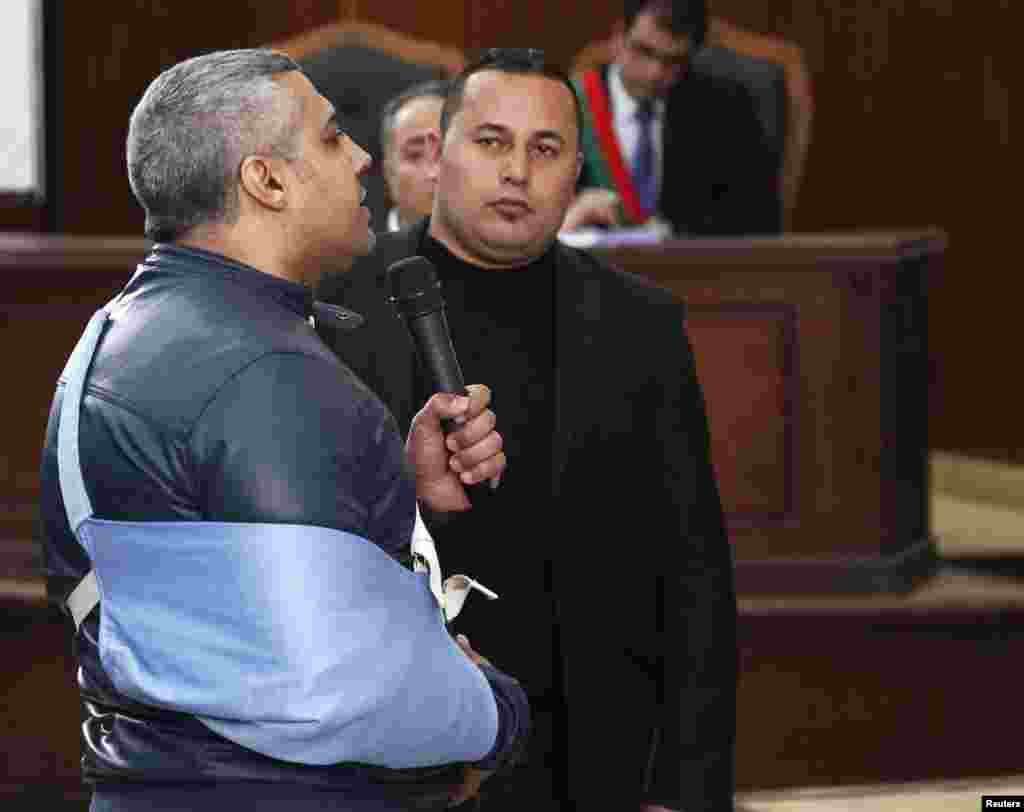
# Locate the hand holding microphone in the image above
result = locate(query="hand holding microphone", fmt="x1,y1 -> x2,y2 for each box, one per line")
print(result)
388,257 -> 504,511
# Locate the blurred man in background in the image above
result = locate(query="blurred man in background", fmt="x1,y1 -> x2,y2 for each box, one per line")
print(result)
574,0 -> 782,234
380,79 -> 449,232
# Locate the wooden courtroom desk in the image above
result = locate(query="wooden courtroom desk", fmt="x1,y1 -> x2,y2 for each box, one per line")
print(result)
1,230 -> 943,592
598,231 -> 945,594
735,568 -> 1024,790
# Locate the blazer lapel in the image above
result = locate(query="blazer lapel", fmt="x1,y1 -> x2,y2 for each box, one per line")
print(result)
554,251 -> 653,803
550,248 -> 609,719
550,249 -> 603,501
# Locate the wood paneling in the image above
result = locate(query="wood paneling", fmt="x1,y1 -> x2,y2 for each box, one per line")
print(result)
0,233 -> 939,592
6,0 -> 1016,461
49,2 -> 339,237
0,610 -> 81,791
345,1 -> 467,53
705,1 -> 1017,463
736,572 -> 1024,789
599,232 -> 941,591
0,235 -> 148,547
688,307 -> 795,519
0,195 -> 44,232
465,0 -> 613,69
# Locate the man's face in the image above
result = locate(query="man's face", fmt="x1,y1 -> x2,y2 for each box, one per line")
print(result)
431,70 -> 581,269
279,71 -> 374,276
615,12 -> 692,100
382,95 -> 443,227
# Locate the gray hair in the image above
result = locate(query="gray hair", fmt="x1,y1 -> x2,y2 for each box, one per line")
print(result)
127,49 -> 303,242
379,79 -> 450,157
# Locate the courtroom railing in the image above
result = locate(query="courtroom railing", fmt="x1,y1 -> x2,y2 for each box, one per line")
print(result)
1,233 -> 149,610
596,229 -> 946,593
1,230 -> 945,607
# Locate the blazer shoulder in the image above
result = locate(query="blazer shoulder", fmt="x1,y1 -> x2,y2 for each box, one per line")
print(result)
559,243 -> 686,314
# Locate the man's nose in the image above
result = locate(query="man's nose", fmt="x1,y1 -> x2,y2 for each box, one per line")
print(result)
501,148 -> 528,185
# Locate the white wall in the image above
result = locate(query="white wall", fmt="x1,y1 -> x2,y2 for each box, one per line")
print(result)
0,0 -> 42,194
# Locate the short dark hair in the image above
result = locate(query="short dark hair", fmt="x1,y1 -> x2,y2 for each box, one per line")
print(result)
379,79 -> 450,155
624,0 -> 707,47
439,48 -> 583,145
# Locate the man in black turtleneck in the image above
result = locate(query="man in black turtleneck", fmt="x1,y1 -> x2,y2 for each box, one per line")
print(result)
317,48 -> 737,812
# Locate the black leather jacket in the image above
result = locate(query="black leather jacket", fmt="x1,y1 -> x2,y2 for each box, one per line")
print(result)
38,243 -> 527,796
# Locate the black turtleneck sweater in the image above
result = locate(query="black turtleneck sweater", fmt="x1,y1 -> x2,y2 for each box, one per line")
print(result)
418,234 -> 561,711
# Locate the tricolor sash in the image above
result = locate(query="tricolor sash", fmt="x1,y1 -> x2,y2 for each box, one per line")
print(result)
574,69 -> 654,225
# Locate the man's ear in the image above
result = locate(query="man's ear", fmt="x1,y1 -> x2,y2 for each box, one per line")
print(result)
611,19 -> 627,59
425,129 -> 442,182
610,19 -> 626,47
238,154 -> 288,211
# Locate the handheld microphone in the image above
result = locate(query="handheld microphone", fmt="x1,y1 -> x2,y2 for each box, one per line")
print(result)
387,256 -> 466,398
388,255 -> 498,491
388,255 -> 502,497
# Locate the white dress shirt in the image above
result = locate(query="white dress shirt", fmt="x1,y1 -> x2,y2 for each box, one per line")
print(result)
607,64 -> 666,205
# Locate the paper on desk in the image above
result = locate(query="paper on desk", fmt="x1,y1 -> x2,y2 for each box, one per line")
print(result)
557,219 -> 673,249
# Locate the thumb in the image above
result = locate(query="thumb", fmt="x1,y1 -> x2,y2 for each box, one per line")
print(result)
424,392 -> 471,425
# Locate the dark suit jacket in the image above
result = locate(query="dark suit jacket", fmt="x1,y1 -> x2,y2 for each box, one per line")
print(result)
581,53 -> 784,236
315,221 -> 738,812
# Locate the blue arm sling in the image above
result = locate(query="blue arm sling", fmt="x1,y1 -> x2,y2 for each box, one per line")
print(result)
56,307 -> 498,768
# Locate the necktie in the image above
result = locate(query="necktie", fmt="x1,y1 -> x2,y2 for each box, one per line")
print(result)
632,101 -> 658,215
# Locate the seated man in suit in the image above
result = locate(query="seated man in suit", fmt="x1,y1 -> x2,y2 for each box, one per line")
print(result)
575,0 -> 783,235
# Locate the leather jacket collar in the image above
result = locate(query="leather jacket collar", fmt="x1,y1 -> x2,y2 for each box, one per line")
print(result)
146,243 -> 315,319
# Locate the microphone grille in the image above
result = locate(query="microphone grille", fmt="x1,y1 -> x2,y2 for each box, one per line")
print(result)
387,256 -> 443,316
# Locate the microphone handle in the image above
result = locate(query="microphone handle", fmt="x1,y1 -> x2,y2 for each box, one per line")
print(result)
406,309 -> 466,396
405,310 -> 467,434
403,309 -> 494,494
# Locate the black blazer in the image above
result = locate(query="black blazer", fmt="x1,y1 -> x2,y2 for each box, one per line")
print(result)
316,222 -> 738,811
581,55 -> 784,237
